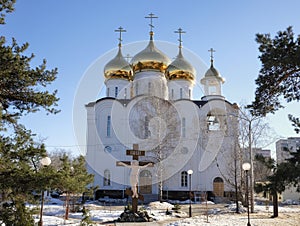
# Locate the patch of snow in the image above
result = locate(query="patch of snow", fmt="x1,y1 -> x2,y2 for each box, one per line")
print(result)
148,201 -> 174,210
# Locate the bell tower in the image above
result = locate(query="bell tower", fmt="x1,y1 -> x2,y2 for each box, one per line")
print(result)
201,48 -> 225,100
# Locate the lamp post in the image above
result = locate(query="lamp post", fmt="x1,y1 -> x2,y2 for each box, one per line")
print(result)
187,169 -> 193,218
242,162 -> 251,226
39,156 -> 51,226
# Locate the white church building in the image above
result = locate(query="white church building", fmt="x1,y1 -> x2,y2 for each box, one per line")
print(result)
86,16 -> 239,202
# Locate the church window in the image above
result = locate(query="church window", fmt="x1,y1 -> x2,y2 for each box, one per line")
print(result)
207,112 -> 220,131
104,169 -> 111,186
189,89 -> 191,99
209,86 -> 217,95
106,88 -> 110,97
182,117 -> 186,138
181,171 -> 188,187
181,147 -> 188,154
148,82 -> 151,94
135,83 -> 138,95
104,146 -> 112,153
171,89 -> 174,99
180,88 -> 183,99
144,116 -> 149,138
115,87 -> 118,98
124,88 -> 127,99
107,115 -> 111,137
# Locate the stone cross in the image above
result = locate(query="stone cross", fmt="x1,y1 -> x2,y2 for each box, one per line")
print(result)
116,144 -> 153,213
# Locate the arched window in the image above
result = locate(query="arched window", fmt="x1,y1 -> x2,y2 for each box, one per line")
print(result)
104,169 -> 111,186
148,82 -> 151,94
135,83 -> 138,95
114,87 -> 119,98
124,88 -> 127,99
189,89 -> 191,99
181,171 -> 188,187
106,88 -> 110,97
180,88 -> 183,99
107,115 -> 111,137
209,86 -> 217,95
207,112 -> 220,131
182,117 -> 186,138
144,116 -> 149,138
171,89 -> 174,99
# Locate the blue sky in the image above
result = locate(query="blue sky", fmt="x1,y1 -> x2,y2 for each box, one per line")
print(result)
2,0 -> 299,156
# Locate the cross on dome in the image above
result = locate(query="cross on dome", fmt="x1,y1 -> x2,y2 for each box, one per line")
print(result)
208,47 -> 216,65
145,13 -> 158,40
114,26 -> 126,47
174,28 -> 186,48
145,13 -> 158,32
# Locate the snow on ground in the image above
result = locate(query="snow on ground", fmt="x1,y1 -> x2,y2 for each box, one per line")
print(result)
32,198 -> 300,226
148,201 -> 174,210
166,204 -> 300,226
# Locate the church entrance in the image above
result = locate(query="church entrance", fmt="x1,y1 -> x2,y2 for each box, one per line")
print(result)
213,177 -> 224,197
139,170 -> 152,194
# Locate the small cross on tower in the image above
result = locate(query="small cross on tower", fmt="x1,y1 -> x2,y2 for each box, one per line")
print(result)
116,144 -> 153,213
114,26 -> 126,47
208,47 -> 216,64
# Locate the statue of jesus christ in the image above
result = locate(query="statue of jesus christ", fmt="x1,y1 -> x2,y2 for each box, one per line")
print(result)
118,160 -> 153,198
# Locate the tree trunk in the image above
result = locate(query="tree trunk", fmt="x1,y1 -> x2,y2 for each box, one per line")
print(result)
65,192 -> 70,220
272,191 -> 278,218
234,157 -> 239,213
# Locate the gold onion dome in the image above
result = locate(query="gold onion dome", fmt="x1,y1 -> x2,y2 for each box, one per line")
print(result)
130,32 -> 171,74
104,46 -> 133,81
166,48 -> 195,82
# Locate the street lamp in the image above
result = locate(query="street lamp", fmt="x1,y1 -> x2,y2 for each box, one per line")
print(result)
242,162 -> 251,226
39,156 -> 51,226
187,169 -> 193,217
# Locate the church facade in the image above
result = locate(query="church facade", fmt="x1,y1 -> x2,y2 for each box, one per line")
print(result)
86,17 -> 239,202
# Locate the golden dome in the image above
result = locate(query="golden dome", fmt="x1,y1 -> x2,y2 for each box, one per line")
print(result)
104,47 -> 132,81
166,48 -> 195,82
131,33 -> 171,74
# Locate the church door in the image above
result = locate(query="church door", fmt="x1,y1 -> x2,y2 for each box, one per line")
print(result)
139,170 -> 152,194
213,177 -> 224,197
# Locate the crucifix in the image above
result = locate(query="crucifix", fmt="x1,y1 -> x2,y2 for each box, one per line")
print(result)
208,47 -> 216,64
114,26 -> 126,47
174,28 -> 186,48
116,144 -> 153,213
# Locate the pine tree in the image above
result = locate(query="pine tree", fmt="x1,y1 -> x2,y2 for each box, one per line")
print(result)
55,154 -> 94,220
0,1 -> 60,224
249,26 -> 300,133
248,26 -> 300,217
0,125 -> 57,224
0,0 -> 15,24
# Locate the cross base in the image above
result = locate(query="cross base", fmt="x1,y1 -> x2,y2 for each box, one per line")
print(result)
125,188 -> 144,213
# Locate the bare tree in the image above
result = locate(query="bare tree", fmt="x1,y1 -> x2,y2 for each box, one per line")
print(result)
237,105 -> 279,213
129,96 -> 180,201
